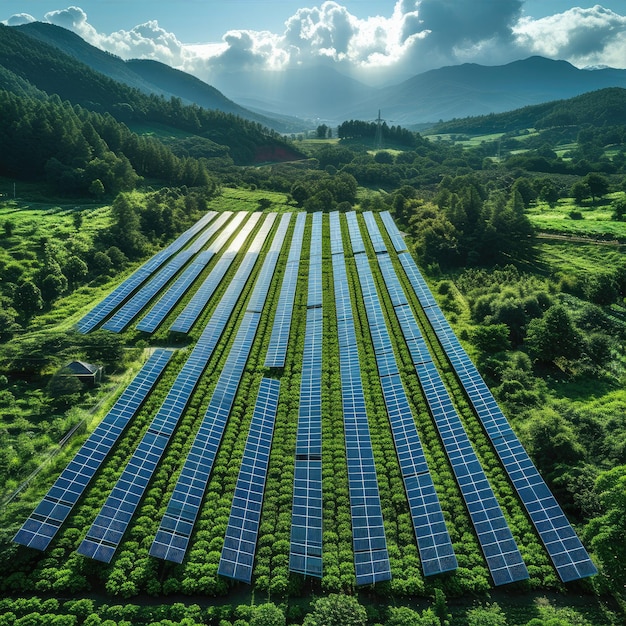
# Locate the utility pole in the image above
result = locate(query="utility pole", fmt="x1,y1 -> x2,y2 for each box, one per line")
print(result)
374,109 -> 384,150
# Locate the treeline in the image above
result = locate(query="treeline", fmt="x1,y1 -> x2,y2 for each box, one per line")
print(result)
432,87 -> 626,135
0,24 -> 301,167
0,92 -> 218,194
337,119 -> 418,147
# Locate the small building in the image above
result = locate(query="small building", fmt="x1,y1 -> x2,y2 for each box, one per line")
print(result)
60,360 -> 103,387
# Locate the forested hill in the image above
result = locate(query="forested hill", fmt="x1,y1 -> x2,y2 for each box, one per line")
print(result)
0,24 -> 302,166
13,22 -> 299,133
430,87 -> 626,135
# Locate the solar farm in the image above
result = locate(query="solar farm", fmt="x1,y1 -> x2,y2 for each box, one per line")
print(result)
13,209 -> 597,595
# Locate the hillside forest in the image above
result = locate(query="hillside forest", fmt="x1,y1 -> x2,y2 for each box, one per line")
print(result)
1,21 -> 626,626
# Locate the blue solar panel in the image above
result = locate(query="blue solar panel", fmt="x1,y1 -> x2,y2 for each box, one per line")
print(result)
345,212 -> 367,255
102,250 -> 195,333
330,230 -> 391,585
136,212 -> 233,333
218,377 -> 280,583
77,211 -> 217,333
170,212 -> 257,333
13,349 -> 173,551
367,234 -> 528,586
265,213 -> 306,368
362,212 -> 388,254
150,215 -> 289,563
290,214 -> 324,578
350,247 -> 457,577
391,245 -> 597,582
78,215 -> 278,564
379,211 -> 408,252
329,211 -> 344,256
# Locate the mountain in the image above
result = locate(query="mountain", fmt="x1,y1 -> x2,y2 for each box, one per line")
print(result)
429,86 -> 626,135
361,56 -> 626,125
8,22 -> 626,128
214,56 -> 626,126
212,65 -> 374,122
0,24 -> 303,165
13,22 -> 302,133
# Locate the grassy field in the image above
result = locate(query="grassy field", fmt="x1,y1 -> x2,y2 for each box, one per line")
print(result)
527,193 -> 626,241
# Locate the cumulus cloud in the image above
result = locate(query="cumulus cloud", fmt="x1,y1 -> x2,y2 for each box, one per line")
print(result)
3,2 -> 626,84
514,6 -> 626,68
6,13 -> 35,26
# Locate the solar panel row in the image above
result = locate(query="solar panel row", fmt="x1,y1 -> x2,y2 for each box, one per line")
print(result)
150,214 -> 290,563
367,213 -> 528,586
389,234 -> 597,582
380,210 -> 408,253
102,250 -> 196,333
13,349 -> 173,551
77,215 -> 277,563
136,212 -> 234,333
218,377 -> 280,583
264,212 -> 306,368
347,217 -> 457,576
170,211 -> 257,333
77,211 -> 217,334
330,212 -> 391,586
290,211 -> 324,578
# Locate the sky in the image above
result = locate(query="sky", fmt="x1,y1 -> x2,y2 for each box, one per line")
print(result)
2,1 -> 626,85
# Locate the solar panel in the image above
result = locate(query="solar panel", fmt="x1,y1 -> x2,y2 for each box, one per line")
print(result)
345,212 -> 367,255
136,212 -> 233,333
102,250 -> 195,333
218,377 -> 280,583
77,211 -> 217,333
78,215 -> 277,563
290,213 -> 324,578
379,210 -> 408,252
350,246 -> 457,576
330,228 -> 392,585
150,215 -> 289,563
366,225 -> 528,586
391,245 -> 597,582
169,211 -> 257,333
362,212 -> 388,254
13,349 -> 173,551
265,213 -> 306,367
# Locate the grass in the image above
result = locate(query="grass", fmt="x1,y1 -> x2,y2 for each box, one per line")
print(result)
527,192 -> 626,241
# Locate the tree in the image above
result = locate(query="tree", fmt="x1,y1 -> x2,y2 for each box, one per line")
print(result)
250,603 -> 285,626
571,180 -> 590,205
13,280 -> 43,320
471,324 -> 510,353
466,603 -> 508,626
316,124 -> 329,139
525,305 -> 583,363
584,465 -> 626,590
303,594 -> 367,626
89,178 -> 105,198
387,607 -> 440,626
63,256 -> 89,288
583,172 -> 609,205
3,220 -> 14,237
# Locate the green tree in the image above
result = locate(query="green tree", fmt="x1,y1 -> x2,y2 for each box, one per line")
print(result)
387,606 -> 440,626
525,305 -> 583,363
471,323 -> 510,353
584,465 -> 626,591
571,180 -> 590,205
89,178 -> 105,198
250,603 -> 285,626
13,280 -> 43,320
63,256 -> 89,288
3,220 -> 14,237
583,172 -> 609,205
466,603 -> 508,626
303,594 -> 367,626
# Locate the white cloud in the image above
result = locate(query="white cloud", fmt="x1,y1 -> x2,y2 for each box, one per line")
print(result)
5,13 -> 35,26
514,6 -> 626,68
3,2 -> 626,84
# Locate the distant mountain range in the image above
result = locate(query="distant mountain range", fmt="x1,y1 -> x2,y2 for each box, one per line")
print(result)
9,22 -> 626,128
